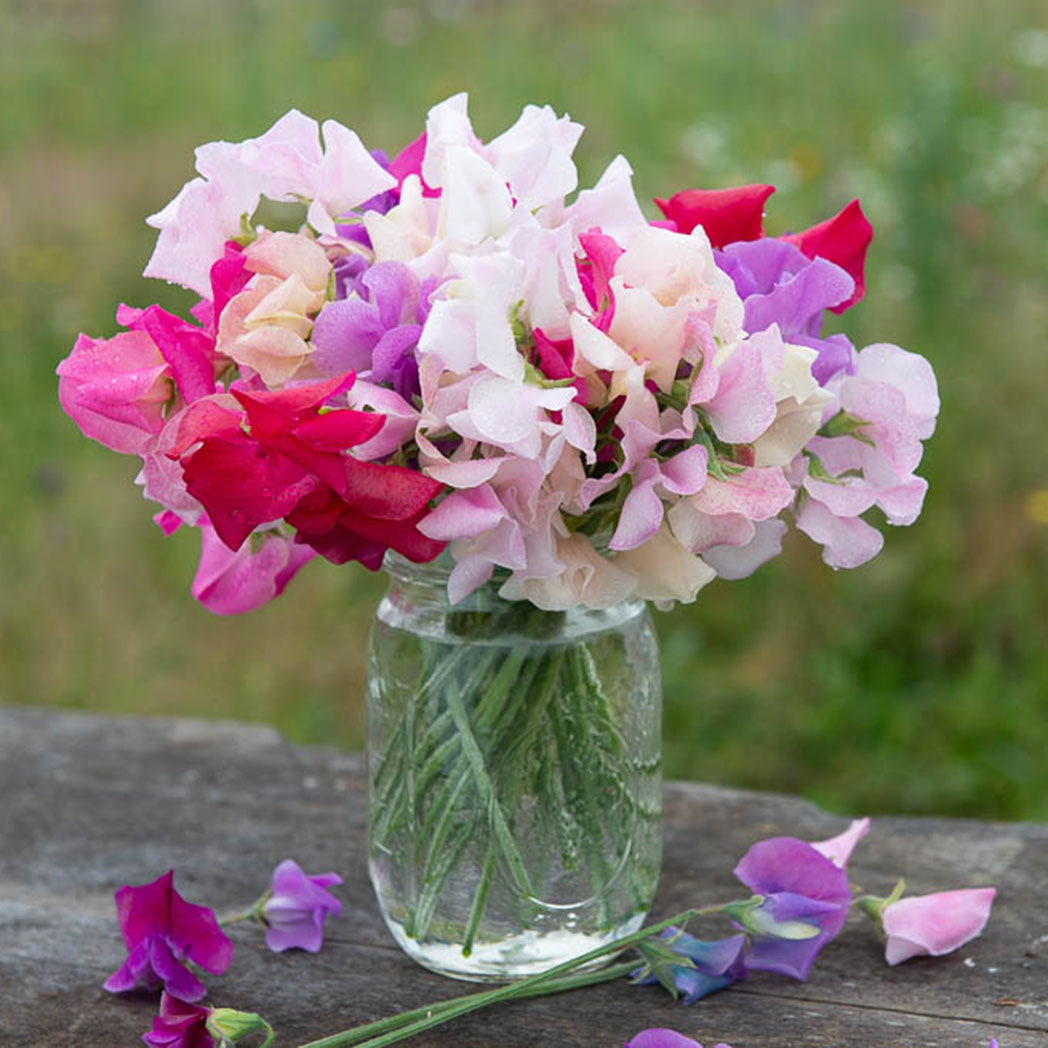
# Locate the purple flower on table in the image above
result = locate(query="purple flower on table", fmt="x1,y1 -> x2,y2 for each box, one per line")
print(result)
733,836 -> 853,981
104,870 -> 233,1002
632,929 -> 747,1004
261,858 -> 343,953
624,1030 -> 732,1048
715,237 -> 856,385
142,993 -> 215,1048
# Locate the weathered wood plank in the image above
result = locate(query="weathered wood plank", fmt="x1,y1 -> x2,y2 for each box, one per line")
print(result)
1,706 -> 1045,1047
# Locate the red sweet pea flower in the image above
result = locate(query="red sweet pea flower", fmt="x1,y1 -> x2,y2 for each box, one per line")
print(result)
654,185 -> 776,247
782,198 -> 873,312
173,372 -> 446,567
104,871 -> 233,1002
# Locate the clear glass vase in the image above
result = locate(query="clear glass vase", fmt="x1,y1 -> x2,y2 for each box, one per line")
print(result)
365,553 -> 663,982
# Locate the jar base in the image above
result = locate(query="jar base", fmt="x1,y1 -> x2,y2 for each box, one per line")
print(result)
383,913 -> 648,983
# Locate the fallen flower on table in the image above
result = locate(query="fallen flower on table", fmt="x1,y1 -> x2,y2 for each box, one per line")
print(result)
104,870 -> 233,1002
261,858 -> 344,953
624,1029 -> 732,1048
630,930 -> 747,1003
728,834 -> 854,980
217,857 -> 344,953
142,992 -> 274,1048
858,882 -> 997,965
105,820 -> 999,1048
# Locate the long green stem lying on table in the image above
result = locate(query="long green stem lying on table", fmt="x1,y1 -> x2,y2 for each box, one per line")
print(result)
297,908 -> 717,1048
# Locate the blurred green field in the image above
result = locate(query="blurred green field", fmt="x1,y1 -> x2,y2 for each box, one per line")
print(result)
2,0 -> 1047,820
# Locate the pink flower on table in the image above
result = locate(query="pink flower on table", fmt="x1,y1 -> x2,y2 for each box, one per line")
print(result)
810,817 -> 870,868
262,858 -> 343,953
57,330 -> 171,454
142,993 -> 214,1048
880,888 -> 996,965
104,870 -> 233,1002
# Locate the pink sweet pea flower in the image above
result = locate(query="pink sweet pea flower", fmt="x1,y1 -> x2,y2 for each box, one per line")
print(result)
262,858 -> 343,953
810,817 -> 870,868
191,522 -> 316,615
57,330 -> 171,454
881,888 -> 997,965
104,870 -> 233,1002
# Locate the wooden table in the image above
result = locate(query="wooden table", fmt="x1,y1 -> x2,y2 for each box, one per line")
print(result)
2,706 -> 1045,1047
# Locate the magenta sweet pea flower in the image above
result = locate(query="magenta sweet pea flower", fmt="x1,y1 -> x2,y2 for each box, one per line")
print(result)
261,859 -> 343,953
880,888 -> 996,965
624,1031 -> 732,1048
142,994 -> 215,1048
104,871 -> 233,1002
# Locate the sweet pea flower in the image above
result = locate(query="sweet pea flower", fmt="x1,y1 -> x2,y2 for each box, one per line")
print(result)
190,522 -> 316,615
732,836 -> 853,980
57,330 -> 172,454
104,870 -> 233,1002
632,929 -> 747,1004
143,995 -> 273,1048
142,994 -> 215,1048
625,1031 -> 732,1048
262,858 -> 344,953
860,886 -> 997,965
654,184 -> 776,247
217,273 -> 320,387
810,816 -> 870,868
144,110 -> 395,295
783,198 -> 874,313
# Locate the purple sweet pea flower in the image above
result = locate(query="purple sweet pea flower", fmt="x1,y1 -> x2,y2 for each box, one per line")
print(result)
716,238 -> 857,384
733,836 -> 852,981
142,993 -> 215,1048
624,1031 -> 732,1048
311,261 -> 432,401
632,929 -> 747,1004
104,870 -> 233,1002
261,859 -> 343,953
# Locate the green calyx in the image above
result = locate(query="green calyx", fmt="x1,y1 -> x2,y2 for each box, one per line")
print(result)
207,1008 -> 275,1047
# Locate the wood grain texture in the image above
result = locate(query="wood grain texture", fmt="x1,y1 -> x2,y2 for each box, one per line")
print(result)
1,706 -> 1045,1047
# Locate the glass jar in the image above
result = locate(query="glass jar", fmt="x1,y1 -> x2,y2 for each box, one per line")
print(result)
365,553 -> 662,981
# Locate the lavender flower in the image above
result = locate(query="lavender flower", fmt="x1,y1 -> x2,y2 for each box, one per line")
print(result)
261,858 -> 343,953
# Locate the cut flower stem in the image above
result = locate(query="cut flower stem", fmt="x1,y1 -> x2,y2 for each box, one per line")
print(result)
297,907 -> 717,1048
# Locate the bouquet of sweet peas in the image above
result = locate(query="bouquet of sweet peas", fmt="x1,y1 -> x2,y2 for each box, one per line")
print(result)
57,93 -> 938,615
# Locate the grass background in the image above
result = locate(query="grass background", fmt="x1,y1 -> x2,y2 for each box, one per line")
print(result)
2,0 -> 1047,820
